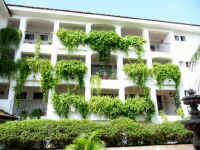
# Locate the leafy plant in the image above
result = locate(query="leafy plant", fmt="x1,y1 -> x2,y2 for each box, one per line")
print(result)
153,63 -> 181,89
89,96 -> 124,119
30,108 -> 42,119
0,26 -> 22,59
54,60 -> 87,87
20,110 -> 29,120
65,130 -> 104,150
86,31 -> 120,62
52,92 -> 89,118
159,110 -> 168,122
123,96 -> 155,121
176,107 -> 184,119
90,75 -> 101,95
57,28 -> 87,52
0,59 -> 17,79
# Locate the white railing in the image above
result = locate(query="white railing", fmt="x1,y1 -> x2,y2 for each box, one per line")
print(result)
24,31 -> 53,44
150,41 -> 170,52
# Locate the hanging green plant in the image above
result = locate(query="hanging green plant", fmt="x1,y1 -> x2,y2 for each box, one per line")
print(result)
123,96 -> 155,121
89,96 -> 124,119
57,28 -> 87,52
123,63 -> 152,88
90,75 -> 101,95
54,60 -> 87,87
152,63 -> 181,89
0,59 -> 17,79
119,36 -> 145,61
86,30 -> 120,62
52,92 -> 89,118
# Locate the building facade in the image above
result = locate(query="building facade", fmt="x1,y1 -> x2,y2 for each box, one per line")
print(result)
1,2 -> 200,123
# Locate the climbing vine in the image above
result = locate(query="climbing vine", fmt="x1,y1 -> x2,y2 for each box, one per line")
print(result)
90,75 -> 101,95
52,92 -> 89,118
123,96 -> 155,121
54,59 -> 87,87
123,63 -> 152,96
57,28 -> 87,52
152,63 -> 181,89
57,29 -> 145,62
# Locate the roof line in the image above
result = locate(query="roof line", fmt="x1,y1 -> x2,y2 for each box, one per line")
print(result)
3,0 -> 12,16
7,4 -> 200,27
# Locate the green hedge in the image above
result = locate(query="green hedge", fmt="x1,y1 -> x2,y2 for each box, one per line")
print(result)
0,118 -> 192,149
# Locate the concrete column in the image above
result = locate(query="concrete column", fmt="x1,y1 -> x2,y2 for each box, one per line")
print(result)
85,53 -> 92,101
117,54 -> 124,80
46,20 -> 59,119
86,23 -> 92,34
15,17 -> 27,61
0,16 -> 8,29
115,25 -> 121,36
119,87 -> 125,103
150,84 -> 159,122
142,28 -> 150,52
9,18 -> 27,114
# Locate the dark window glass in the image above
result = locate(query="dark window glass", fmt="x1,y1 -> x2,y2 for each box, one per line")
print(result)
174,35 -> 179,41
16,92 -> 27,99
150,45 -> 156,51
33,92 -> 43,99
25,33 -> 34,40
180,36 -> 186,41
40,34 -> 48,41
157,95 -> 163,110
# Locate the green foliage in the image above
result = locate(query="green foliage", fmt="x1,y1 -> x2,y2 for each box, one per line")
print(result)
30,108 -> 42,119
54,60 -> 87,87
119,36 -> 145,61
0,27 -> 22,58
57,29 -> 145,62
52,92 -> 89,119
86,31 -> 120,62
123,97 -> 155,121
159,110 -> 168,122
153,63 -> 181,89
176,107 -> 184,119
123,63 -> 152,89
90,75 -> 101,95
0,59 -> 17,79
20,110 -> 29,120
0,119 -> 192,149
89,96 -> 124,119
65,131 -> 104,150
57,28 -> 87,51
191,45 -> 200,62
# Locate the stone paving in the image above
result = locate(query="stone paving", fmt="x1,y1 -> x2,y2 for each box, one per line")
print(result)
107,144 -> 194,150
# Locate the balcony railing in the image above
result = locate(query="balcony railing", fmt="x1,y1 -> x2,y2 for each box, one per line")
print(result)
91,65 -> 117,80
24,31 -> 53,44
150,41 -> 170,52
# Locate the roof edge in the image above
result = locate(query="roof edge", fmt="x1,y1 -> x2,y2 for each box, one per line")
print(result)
3,0 -> 12,16
7,4 -> 200,27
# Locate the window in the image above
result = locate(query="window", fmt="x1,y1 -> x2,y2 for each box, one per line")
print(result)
180,36 -> 186,41
33,92 -> 43,99
25,33 -> 34,40
16,92 -> 27,100
174,35 -> 179,41
157,95 -> 163,110
40,34 -> 48,41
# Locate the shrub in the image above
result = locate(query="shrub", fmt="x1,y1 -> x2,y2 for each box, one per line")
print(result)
0,118 -> 192,149
89,96 -> 124,119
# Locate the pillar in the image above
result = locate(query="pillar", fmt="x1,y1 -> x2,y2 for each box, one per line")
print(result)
46,20 -> 59,119
86,23 -> 92,34
9,18 -> 27,114
115,25 -> 121,36
150,85 -> 159,122
119,88 -> 125,103
85,53 -> 92,101
142,28 -> 150,52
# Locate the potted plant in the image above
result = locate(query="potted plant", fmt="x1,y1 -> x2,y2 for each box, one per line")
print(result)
20,110 -> 29,120
48,40 -> 52,45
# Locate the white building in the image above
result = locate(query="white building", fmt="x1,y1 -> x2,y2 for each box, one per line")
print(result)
1,1 -> 200,123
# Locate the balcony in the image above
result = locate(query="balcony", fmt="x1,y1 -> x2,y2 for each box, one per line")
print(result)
150,41 -> 170,52
24,31 -> 53,45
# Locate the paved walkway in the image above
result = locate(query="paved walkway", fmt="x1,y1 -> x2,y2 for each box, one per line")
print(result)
107,144 -> 194,150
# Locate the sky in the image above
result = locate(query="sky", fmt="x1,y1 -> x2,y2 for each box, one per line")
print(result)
5,0 -> 200,25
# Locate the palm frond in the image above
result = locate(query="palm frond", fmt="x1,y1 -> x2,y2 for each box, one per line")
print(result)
191,45 -> 200,62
